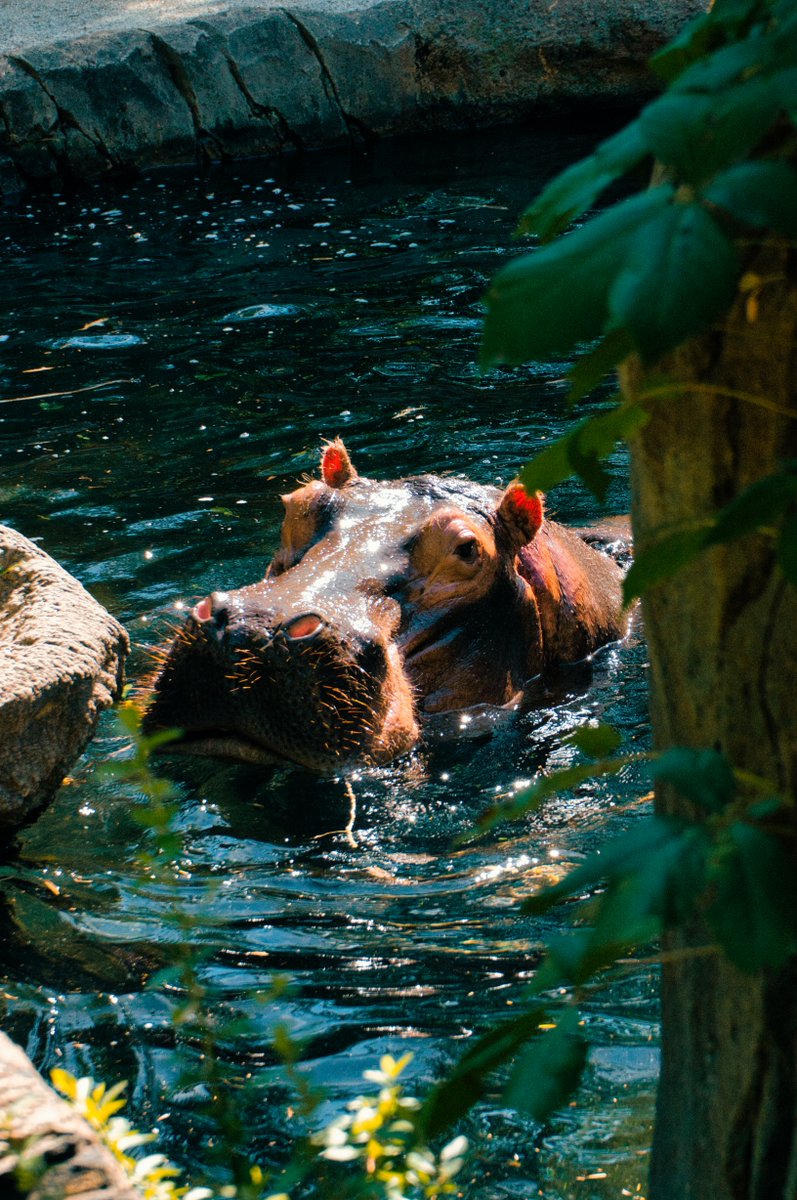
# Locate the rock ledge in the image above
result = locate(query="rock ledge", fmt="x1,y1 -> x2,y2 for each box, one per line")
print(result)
0,525 -> 129,835
0,0 -> 707,196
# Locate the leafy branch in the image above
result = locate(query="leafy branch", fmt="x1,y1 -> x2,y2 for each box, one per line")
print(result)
421,735 -> 797,1140
484,0 -> 796,493
481,0 -> 797,591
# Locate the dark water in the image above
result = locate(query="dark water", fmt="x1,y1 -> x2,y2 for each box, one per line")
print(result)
0,126 -> 656,1198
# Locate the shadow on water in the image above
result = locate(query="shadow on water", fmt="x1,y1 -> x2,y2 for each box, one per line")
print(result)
0,123 -> 656,1197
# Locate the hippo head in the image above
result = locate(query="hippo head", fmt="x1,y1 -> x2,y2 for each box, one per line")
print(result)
143,440 -> 549,773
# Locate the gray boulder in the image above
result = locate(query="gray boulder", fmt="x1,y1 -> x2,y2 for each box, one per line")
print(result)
0,525 -> 129,837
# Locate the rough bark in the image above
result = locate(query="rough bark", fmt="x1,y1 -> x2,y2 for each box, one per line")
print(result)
0,1031 -> 139,1199
622,241 -> 797,1199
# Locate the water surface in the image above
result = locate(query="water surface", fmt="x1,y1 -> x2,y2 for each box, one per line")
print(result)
0,125 -> 655,1198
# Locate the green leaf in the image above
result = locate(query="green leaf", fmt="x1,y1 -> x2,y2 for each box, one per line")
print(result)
639,81 -> 779,184
777,509 -> 797,586
115,705 -> 144,735
653,747 -> 736,813
609,202 -> 739,363
537,919 -> 644,991
704,161 -> 797,236
650,13 -> 722,84
481,187 -> 673,367
142,726 -> 185,755
587,866 -> 665,950
669,28 -> 775,94
747,796 -> 787,821
146,965 -> 183,990
774,66 -> 797,119
566,329 -> 635,403
524,824 -> 710,981
591,825 -> 709,946
565,723 -> 622,759
538,931 -> 604,988
517,432 -> 574,496
707,822 -> 797,971
518,122 -> 649,241
576,400 -> 650,454
519,401 -> 648,501
623,526 -> 710,603
707,466 -> 797,546
772,1 -> 797,50
470,755 -> 634,841
503,1008 -> 588,1123
568,440 -> 612,503
651,0 -> 766,84
131,803 -> 180,829
712,0 -> 765,20
420,1006 -> 547,1138
273,1022 -> 300,1063
522,817 -> 682,917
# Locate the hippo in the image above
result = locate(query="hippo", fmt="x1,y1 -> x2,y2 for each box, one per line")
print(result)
143,440 -> 627,772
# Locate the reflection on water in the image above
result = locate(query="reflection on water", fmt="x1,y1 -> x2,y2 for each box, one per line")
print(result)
0,124 -> 655,1197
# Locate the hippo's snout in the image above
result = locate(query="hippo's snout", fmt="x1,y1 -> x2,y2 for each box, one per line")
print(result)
145,579 -> 418,773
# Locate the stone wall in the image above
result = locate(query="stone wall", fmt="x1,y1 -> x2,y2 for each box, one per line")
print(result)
0,0 -> 706,197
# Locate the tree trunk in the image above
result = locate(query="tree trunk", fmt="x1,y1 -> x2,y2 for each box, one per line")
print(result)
622,240 -> 797,1200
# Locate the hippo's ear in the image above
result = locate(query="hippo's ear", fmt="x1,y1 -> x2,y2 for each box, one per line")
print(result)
321,438 -> 357,488
495,483 -> 544,550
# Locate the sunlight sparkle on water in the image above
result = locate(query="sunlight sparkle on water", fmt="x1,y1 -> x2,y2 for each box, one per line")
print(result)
474,853 -> 531,885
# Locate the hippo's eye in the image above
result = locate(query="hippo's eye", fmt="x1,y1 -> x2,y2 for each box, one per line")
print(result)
453,537 -> 479,564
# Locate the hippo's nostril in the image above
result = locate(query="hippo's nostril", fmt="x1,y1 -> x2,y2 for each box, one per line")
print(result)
284,613 -> 324,640
193,596 -> 212,623
356,637 -> 388,681
193,592 -> 230,640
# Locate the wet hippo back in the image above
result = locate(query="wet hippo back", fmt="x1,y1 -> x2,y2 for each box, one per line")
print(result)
144,440 -> 627,771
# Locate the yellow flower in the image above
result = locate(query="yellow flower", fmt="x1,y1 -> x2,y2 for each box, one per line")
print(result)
50,1069 -> 209,1200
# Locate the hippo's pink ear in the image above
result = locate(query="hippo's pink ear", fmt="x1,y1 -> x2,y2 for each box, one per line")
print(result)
321,438 -> 357,488
496,483 -> 544,549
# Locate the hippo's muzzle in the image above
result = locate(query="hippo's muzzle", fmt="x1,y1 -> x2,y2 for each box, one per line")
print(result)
143,581 -> 418,773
